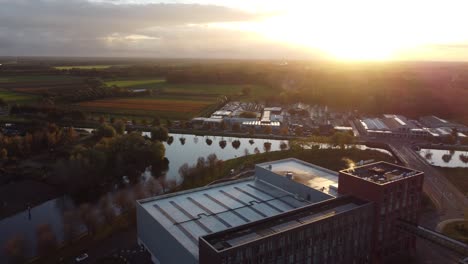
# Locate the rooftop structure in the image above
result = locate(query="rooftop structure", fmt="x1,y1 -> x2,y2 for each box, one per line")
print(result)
201,196 -> 369,252
242,121 -> 281,127
261,110 -> 271,123
263,107 -> 282,113
340,161 -> 422,185
338,162 -> 424,262
138,159 -> 424,264
258,158 -> 339,196
420,115 -> 468,130
137,176 -> 314,262
211,110 -> 232,119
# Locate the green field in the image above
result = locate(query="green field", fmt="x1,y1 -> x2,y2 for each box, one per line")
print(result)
54,65 -> 117,70
442,220 -> 468,243
0,89 -> 39,103
75,94 -> 218,120
74,81 -> 270,119
0,75 -> 80,83
104,79 -> 166,90
103,79 -> 269,98
163,83 -> 251,95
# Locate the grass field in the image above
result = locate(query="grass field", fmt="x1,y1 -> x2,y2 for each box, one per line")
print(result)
75,81 -> 270,119
54,65 -> 117,70
104,79 -> 165,90
442,220 -> 468,243
0,89 -> 39,103
0,75 -> 80,83
76,96 -> 217,119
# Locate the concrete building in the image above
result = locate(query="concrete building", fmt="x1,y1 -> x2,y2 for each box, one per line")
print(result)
360,115 -> 436,139
137,159 -> 424,264
339,162 -> 424,263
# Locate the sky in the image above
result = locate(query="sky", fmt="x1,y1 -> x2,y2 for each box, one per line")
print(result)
1,0 -> 468,61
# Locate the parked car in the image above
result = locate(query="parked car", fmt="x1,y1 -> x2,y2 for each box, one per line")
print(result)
75,253 -> 89,262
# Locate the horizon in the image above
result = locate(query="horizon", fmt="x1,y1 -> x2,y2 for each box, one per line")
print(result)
1,0 -> 468,61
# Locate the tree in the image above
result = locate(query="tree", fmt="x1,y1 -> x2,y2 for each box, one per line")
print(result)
219,140 -> 227,149
179,163 -> 192,184
232,123 -> 241,132
330,132 -> 354,149
62,210 -> 80,244
239,111 -> 257,118
263,126 -> 272,135
241,86 -> 252,96
152,116 -> 161,126
36,224 -> 58,256
220,120 -> 227,131
166,119 -> 172,128
0,148 -> 7,160
3,235 -> 26,264
150,126 -> 169,142
295,126 -> 303,136
167,136 -> 174,145
232,140 -> 241,149
280,141 -> 288,151
96,123 -> 116,138
280,126 -> 289,136
113,120 -> 126,135
264,142 -> 272,152
79,204 -> 100,234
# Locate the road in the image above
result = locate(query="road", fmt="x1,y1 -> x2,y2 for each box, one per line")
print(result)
386,140 -> 468,220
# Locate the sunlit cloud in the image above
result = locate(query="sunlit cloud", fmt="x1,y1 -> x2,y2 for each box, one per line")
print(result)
1,0 -> 468,60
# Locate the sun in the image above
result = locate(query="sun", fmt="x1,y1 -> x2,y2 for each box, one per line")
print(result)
216,0 -> 468,61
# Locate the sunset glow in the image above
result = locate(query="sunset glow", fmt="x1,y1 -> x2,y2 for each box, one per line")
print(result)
211,0 -> 468,60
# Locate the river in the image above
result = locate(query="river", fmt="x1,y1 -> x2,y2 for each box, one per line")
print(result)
417,148 -> 468,168
0,132 -> 392,262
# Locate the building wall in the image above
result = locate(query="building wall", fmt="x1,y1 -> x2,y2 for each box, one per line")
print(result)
338,172 -> 424,263
255,166 -> 334,203
136,203 -> 198,264
199,202 -> 374,264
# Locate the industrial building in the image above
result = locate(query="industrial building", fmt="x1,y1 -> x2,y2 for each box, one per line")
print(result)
360,114 -> 468,140
137,159 -> 424,264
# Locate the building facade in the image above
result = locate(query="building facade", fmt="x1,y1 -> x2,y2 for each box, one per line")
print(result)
339,162 -> 424,263
137,159 -> 424,264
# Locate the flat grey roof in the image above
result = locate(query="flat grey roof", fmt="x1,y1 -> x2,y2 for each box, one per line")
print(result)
139,178 -> 311,259
202,196 -> 369,251
259,158 -> 339,196
340,161 -> 423,185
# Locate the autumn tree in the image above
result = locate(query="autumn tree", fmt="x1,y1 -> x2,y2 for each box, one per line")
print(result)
3,235 -> 27,264
36,224 -> 58,256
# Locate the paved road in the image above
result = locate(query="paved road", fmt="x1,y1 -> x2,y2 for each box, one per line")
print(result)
387,140 -> 468,220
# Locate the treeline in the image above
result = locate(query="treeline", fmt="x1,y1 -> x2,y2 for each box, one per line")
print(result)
51,78 -> 151,102
0,123 -> 78,161
178,154 -> 225,188
53,124 -> 169,201
10,105 -> 87,121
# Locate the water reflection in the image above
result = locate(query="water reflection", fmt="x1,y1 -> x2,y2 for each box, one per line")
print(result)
418,148 -> 468,168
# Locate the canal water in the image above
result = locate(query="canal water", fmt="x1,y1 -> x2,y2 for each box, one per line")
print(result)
418,148 -> 468,168
0,133 -> 393,262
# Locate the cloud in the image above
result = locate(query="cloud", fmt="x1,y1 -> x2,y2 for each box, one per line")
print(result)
0,0 -> 300,58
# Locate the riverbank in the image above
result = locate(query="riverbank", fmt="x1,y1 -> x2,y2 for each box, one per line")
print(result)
0,180 -> 60,219
177,147 -> 395,191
